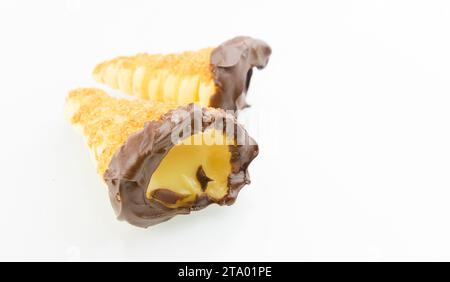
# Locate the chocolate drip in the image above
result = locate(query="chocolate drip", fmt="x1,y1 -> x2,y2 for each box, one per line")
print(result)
210,36 -> 272,111
196,165 -> 213,192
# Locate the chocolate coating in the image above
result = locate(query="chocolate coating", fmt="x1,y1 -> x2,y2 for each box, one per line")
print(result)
210,36 -> 272,111
103,104 -> 258,228
151,189 -> 188,205
196,165 -> 213,192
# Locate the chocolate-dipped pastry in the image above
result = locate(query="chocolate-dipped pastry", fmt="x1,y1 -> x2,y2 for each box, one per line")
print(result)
65,88 -> 258,228
92,36 -> 271,111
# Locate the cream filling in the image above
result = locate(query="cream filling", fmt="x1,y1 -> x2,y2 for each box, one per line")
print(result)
146,129 -> 234,208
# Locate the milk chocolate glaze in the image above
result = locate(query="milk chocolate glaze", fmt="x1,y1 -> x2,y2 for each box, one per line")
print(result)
151,189 -> 189,205
104,104 -> 258,228
210,36 -> 272,111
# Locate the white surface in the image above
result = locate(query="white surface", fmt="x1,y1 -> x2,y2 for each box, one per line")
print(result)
1,0 -> 450,261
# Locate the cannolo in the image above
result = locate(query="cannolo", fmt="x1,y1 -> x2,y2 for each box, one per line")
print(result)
92,36 -> 271,111
65,88 -> 258,228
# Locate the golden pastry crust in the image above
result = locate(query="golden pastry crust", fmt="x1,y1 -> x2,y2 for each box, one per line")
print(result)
92,48 -> 217,107
93,48 -> 215,85
65,88 -> 179,175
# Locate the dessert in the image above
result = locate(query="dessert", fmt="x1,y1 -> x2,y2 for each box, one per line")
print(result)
92,36 -> 271,111
65,88 -> 258,227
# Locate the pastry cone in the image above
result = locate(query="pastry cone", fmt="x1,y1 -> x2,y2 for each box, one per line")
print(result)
65,88 -> 258,228
92,36 -> 271,111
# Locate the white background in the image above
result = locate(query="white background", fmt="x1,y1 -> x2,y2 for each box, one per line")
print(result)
1,0 -> 450,261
